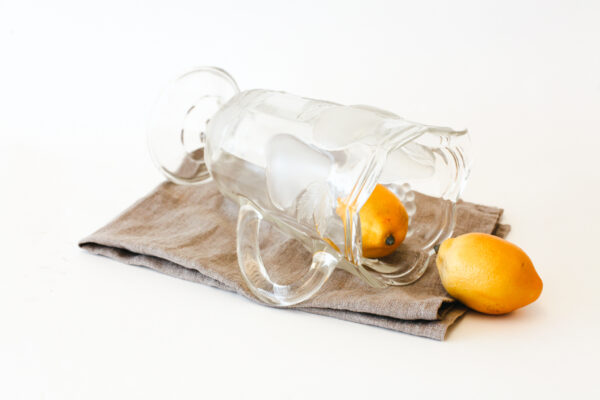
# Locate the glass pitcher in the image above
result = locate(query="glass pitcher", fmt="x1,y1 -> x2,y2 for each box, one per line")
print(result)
148,67 -> 471,306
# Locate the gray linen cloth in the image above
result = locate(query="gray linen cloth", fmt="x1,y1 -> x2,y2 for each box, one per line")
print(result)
79,181 -> 509,340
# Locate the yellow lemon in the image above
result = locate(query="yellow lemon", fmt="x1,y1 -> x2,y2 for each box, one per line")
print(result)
337,184 -> 409,258
436,233 -> 543,314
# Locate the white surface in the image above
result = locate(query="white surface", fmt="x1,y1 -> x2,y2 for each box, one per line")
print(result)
1,1 -> 599,399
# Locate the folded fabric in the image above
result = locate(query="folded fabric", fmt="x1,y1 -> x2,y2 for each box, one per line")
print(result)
79,181 -> 509,340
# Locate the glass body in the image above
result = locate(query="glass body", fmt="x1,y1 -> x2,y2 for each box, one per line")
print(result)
148,67 -> 471,305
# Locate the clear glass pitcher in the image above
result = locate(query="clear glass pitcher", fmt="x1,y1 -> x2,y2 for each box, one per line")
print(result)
148,67 -> 471,306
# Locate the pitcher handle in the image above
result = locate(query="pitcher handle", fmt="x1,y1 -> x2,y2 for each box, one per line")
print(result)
236,201 -> 339,306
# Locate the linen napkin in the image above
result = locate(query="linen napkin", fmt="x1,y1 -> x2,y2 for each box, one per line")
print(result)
79,181 -> 509,340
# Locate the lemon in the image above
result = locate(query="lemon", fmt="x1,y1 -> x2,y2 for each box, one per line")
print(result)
337,184 -> 409,258
436,233 -> 543,314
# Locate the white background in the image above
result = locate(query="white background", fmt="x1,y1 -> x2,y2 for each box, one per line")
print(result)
1,1 -> 599,399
